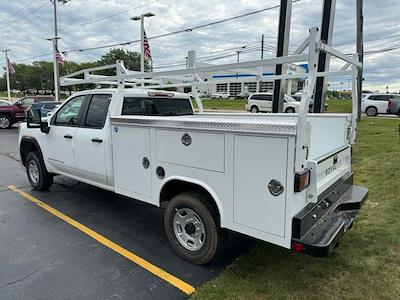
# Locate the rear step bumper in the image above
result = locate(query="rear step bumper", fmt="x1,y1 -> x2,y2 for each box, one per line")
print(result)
291,173 -> 368,257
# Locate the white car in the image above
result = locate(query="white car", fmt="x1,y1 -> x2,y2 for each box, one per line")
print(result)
211,92 -> 231,99
245,93 -> 300,113
361,94 -> 392,116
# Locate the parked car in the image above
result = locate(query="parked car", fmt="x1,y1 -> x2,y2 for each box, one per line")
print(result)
28,101 -> 62,117
0,96 -> 55,129
245,93 -> 300,113
0,101 -> 27,129
28,101 -> 62,122
292,94 -> 328,111
387,95 -> 400,116
15,95 -> 55,108
236,91 -> 251,99
211,92 -> 231,99
361,94 -> 393,116
0,100 -> 11,106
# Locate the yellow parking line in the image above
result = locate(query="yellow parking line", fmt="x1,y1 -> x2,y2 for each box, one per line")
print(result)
7,185 -> 196,296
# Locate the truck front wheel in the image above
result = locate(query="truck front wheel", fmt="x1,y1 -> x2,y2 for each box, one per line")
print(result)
164,191 -> 223,265
26,151 -> 53,191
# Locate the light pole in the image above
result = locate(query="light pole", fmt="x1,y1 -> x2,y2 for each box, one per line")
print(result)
131,12 -> 155,86
1,49 -> 11,102
47,36 -> 61,101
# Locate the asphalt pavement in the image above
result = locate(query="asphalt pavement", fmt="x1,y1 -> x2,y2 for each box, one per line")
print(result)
0,127 -> 252,300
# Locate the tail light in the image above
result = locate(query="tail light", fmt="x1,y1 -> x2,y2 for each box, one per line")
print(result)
294,169 -> 310,192
388,100 -> 392,109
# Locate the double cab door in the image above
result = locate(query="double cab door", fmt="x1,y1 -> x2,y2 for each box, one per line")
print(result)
46,94 -> 112,186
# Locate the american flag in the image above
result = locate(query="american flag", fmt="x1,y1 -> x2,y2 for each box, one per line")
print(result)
55,48 -> 65,65
143,30 -> 152,61
3,57 -> 15,74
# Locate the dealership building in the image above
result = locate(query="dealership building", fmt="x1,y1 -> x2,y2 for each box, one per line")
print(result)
192,63 -> 308,96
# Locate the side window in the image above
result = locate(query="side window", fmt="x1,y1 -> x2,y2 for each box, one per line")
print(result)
252,95 -> 272,101
54,96 -> 85,126
84,94 -> 112,129
369,95 -> 389,101
122,97 -> 193,116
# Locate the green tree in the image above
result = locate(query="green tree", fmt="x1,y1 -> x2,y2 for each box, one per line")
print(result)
99,48 -> 149,72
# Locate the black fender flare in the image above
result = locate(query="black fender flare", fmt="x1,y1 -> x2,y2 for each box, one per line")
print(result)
20,136 -> 44,167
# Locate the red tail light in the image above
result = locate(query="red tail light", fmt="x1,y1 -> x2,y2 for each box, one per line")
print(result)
292,242 -> 304,252
388,100 -> 392,109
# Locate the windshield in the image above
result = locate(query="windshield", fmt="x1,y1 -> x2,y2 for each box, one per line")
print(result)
284,95 -> 297,102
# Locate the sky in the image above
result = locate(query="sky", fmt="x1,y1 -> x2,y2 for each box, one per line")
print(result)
0,0 -> 399,92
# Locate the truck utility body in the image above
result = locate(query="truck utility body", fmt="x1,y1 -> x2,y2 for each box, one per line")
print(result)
19,27 -> 367,264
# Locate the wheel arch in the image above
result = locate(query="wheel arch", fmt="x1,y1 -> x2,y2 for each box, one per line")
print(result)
20,136 -> 43,167
250,104 -> 259,111
158,176 -> 225,227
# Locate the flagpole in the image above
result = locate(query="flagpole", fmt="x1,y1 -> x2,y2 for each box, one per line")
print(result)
1,49 -> 11,102
131,13 -> 155,87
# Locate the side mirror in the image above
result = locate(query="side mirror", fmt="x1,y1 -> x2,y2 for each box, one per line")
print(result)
16,100 -> 22,106
27,108 -> 50,133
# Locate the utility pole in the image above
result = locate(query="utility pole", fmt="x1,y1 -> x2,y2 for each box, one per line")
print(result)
1,49 -> 11,102
51,0 -> 61,100
356,0 -> 364,121
272,0 -> 292,113
261,34 -> 264,59
313,0 -> 336,113
131,13 -> 155,86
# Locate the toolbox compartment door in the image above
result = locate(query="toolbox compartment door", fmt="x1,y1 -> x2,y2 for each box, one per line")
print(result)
112,125 -> 152,201
233,135 -> 288,237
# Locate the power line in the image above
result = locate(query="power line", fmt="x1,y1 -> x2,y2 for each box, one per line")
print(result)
0,2 -> 51,35
0,0 -> 39,25
58,0 -> 159,33
62,0 -> 301,54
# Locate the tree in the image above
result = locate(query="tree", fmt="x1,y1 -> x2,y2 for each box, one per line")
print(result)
0,48 -> 146,94
99,48 -> 149,72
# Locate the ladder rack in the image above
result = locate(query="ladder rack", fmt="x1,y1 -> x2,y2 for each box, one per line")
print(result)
60,26 -> 361,173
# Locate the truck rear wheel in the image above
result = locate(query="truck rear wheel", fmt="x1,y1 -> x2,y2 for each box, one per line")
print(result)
26,151 -> 53,191
0,115 -> 12,129
164,191 -> 223,265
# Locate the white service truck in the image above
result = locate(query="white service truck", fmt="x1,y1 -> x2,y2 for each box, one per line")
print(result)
19,28 -> 368,264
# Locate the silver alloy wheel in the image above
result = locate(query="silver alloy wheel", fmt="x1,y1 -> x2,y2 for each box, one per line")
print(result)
366,107 -> 377,116
0,116 -> 10,129
28,160 -> 40,184
173,208 -> 206,251
251,107 -> 258,113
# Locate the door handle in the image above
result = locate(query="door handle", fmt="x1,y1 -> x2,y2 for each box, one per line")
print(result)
91,138 -> 103,143
64,134 -> 73,139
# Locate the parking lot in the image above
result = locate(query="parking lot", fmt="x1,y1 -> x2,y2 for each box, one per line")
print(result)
0,127 -> 252,300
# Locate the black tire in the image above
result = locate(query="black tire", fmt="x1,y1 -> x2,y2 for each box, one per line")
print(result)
26,151 -> 53,191
164,191 -> 223,265
250,106 -> 259,113
0,115 -> 12,129
285,107 -> 296,113
365,106 -> 378,116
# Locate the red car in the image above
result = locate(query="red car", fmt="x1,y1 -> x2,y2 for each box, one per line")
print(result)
0,95 -> 55,129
